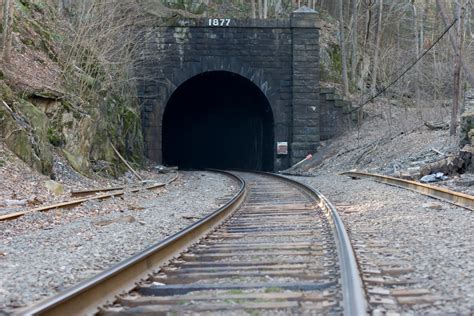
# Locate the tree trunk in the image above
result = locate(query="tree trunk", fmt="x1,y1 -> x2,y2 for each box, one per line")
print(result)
275,0 -> 282,16
358,1 -> 373,91
370,0 -> 383,95
436,0 -> 474,87
258,0 -> 263,18
0,0 -> 3,44
338,0 -> 349,95
251,0 -> 256,18
450,2 -> 462,136
263,0 -> 268,19
58,0 -> 64,14
413,3 -> 422,120
349,0 -> 359,84
2,0 -> 13,64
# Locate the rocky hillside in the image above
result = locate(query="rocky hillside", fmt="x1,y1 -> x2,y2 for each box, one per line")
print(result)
0,0 -> 144,177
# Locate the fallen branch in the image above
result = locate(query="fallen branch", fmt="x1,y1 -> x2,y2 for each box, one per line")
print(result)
424,121 -> 449,130
1,100 -> 14,114
354,142 -> 379,166
420,155 -> 464,176
431,147 -> 447,157
111,143 -> 143,181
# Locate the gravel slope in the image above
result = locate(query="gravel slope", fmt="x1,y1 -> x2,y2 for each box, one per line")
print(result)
0,171 -> 239,312
289,172 -> 473,315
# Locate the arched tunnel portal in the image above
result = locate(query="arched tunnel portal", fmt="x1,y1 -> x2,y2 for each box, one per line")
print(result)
162,71 -> 275,171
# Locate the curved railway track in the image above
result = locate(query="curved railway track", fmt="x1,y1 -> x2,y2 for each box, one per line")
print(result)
21,171 -> 366,316
341,171 -> 474,211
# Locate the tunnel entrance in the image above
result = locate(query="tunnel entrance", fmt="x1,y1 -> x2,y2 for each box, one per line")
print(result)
162,71 -> 274,171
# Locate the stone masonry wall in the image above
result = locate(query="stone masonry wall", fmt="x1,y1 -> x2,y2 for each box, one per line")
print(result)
319,88 -> 353,141
290,9 -> 320,165
135,12 -> 320,170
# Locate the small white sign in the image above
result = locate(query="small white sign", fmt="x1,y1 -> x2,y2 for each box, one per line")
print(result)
277,142 -> 288,155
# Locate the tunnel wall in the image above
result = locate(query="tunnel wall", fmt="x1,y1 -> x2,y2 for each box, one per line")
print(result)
135,11 -> 320,171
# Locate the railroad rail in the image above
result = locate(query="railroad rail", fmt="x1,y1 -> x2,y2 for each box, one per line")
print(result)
21,171 -> 366,315
0,172 -> 179,222
341,171 -> 474,211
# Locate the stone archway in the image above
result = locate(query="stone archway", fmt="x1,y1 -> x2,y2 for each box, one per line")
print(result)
162,71 -> 274,171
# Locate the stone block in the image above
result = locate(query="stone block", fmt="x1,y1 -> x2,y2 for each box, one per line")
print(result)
292,126 -> 320,136
292,134 -> 318,143
325,93 -> 343,101
293,99 -> 318,107
293,119 -> 319,127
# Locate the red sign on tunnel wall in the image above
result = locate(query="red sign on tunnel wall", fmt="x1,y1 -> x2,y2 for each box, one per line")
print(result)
277,142 -> 288,155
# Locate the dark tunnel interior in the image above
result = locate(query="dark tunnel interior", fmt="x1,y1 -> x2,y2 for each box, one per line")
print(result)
162,71 -> 274,171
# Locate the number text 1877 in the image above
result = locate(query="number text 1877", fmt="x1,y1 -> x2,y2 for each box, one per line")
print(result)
208,19 -> 231,26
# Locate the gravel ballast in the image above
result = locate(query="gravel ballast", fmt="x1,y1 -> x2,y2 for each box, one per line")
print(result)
0,171 -> 239,312
290,172 -> 473,315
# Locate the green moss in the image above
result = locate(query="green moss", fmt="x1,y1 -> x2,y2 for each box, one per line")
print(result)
0,159 -> 5,167
328,43 -> 342,76
24,17 -> 58,60
16,99 -> 47,131
168,0 -> 205,14
32,0 -> 47,13
15,0 -> 31,16
14,99 -> 53,174
91,95 -> 144,172
0,82 -> 15,103
47,127 -> 63,147
0,105 -> 40,171
264,287 -> 283,293
226,289 -> 243,295
7,129 -> 33,164
21,37 -> 35,47
63,149 -> 89,175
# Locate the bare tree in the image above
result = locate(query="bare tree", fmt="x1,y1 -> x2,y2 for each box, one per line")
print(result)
370,0 -> 383,95
338,0 -> 349,95
450,1 -> 463,135
251,0 -> 257,18
436,0 -> 474,87
358,0 -> 374,92
412,1 -> 422,119
2,0 -> 14,64
275,0 -> 283,16
349,0 -> 360,83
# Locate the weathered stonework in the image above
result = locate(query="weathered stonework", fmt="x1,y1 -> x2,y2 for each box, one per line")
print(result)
135,10 -> 321,171
319,87 -> 354,141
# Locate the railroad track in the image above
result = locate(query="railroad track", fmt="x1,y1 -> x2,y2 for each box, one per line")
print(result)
338,171 -> 470,312
21,171 -> 366,315
341,171 -> 474,211
0,172 -> 179,222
